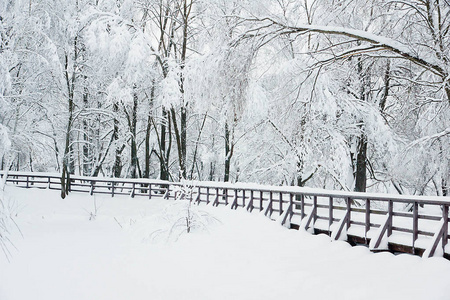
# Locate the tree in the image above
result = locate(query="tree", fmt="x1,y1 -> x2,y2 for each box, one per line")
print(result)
239,0 -> 449,194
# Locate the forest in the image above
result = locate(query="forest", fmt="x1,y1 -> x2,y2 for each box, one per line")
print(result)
0,0 -> 449,197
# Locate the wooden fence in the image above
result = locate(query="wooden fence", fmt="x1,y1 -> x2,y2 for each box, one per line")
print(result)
1,171 -> 449,259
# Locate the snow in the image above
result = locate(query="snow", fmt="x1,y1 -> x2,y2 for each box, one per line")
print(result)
1,186 -> 450,300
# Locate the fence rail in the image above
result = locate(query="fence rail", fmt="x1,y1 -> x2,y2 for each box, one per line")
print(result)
1,171 -> 449,259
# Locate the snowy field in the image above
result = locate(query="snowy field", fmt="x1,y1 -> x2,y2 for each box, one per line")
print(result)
1,186 -> 450,300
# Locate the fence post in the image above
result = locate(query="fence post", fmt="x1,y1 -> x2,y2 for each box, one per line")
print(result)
131,183 -> 135,198
111,181 -> 115,198
300,194 -> 305,220
195,187 -> 201,204
313,196 -> 318,224
443,205 -> 449,251
346,197 -> 351,230
212,188 -> 219,206
413,201 -> 418,250
289,193 -> 293,223
148,184 -> 152,199
260,191 -> 263,212
365,199 -> 370,239
264,192 -> 273,217
328,196 -> 333,230
247,190 -> 254,212
279,192 -> 283,215
206,187 -> 210,204
90,181 -> 94,195
26,176 -> 29,188
387,200 -> 393,237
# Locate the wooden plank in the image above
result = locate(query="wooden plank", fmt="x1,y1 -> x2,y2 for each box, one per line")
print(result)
279,192 -> 283,215
10,179 -> 50,185
413,201 -> 418,249
195,187 -> 201,204
294,201 -> 313,207
131,183 -> 136,198
264,192 -> 273,217
423,220 -> 446,258
349,220 -> 366,226
392,211 -> 411,218
388,243 -> 425,256
260,191 -> 263,212
163,188 -> 170,199
313,196 -> 318,224
328,196 -> 333,229
289,193 -> 294,223
387,200 -> 393,237
68,188 -> 90,193
392,211 -> 441,221
443,205 -> 449,249
212,188 -> 219,206
247,190 -> 254,212
231,190 -> 238,210
346,197 -> 351,230
90,181 -> 94,196
302,200 -> 317,231
331,209 -> 349,241
370,214 -> 390,250
70,182 -> 92,188
281,202 -> 293,226
300,194 -> 305,220
365,199 -> 370,238
316,204 -> 330,209
418,214 -> 442,221
76,189 -> 110,195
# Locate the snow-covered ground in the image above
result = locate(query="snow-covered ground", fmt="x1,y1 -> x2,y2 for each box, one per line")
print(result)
1,186 -> 449,300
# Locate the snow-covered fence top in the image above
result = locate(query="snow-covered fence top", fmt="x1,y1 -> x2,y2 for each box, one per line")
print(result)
2,171 -> 450,259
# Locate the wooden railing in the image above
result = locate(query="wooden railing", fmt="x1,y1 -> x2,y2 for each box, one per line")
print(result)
1,171 -> 449,259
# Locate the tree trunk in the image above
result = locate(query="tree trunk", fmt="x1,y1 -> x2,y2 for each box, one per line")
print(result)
82,86 -> 91,176
144,83 -> 155,179
354,135 -> 367,192
159,108 -> 170,181
61,42 -> 77,198
353,57 -> 369,192
171,107 -> 186,180
180,106 -> 187,179
224,122 -> 233,182
130,91 -> 138,178
112,102 -> 122,178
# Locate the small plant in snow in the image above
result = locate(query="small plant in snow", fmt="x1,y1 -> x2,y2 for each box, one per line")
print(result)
147,182 -> 221,243
0,187 -> 20,261
175,184 -> 194,233
84,195 -> 98,221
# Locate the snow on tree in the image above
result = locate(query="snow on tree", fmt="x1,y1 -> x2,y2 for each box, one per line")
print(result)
0,0 -> 448,197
